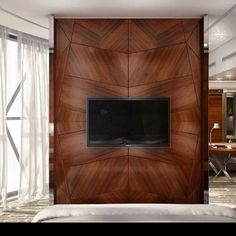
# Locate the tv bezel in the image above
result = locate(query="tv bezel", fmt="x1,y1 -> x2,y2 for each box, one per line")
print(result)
87,97 -> 171,148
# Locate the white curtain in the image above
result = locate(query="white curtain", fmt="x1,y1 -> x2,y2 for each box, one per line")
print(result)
0,25 -> 8,210
0,25 -> 49,209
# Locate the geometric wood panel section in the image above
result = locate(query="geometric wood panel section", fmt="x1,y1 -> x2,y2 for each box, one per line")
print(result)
55,19 -> 129,204
64,156 -> 129,203
172,107 -> 200,135
58,132 -> 128,163
58,20 -> 74,42
129,19 -> 185,53
66,44 -> 128,87
129,156 -> 189,203
182,19 -> 199,41
129,76 -> 198,111
57,104 -> 85,122
129,132 -> 198,161
128,19 -> 203,203
72,20 -> 129,53
129,44 -> 191,86
54,19 -> 205,204
61,76 -> 128,110
187,46 -> 201,104
187,23 -> 200,57
56,121 -> 85,135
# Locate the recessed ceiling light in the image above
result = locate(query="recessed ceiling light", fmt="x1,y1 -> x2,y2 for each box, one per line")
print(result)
225,74 -> 232,78
214,30 -> 227,41
204,43 -> 208,48
216,32 -> 225,37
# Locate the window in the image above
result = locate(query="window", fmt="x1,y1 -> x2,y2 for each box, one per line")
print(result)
0,27 -> 49,204
5,36 -> 21,195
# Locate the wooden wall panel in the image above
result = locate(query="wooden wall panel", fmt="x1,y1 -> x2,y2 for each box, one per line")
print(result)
64,156 -> 129,203
129,156 -> 189,203
208,90 -> 224,142
129,20 -> 185,53
128,19 -> 203,203
54,19 -> 205,204
55,19 -> 129,203
129,76 -> 197,110
72,20 -> 128,53
61,76 -> 128,110
129,44 -> 191,86
66,44 -> 128,87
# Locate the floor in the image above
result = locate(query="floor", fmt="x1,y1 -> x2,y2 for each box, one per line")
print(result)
0,174 -> 236,222
209,171 -> 236,209
0,193 -> 53,222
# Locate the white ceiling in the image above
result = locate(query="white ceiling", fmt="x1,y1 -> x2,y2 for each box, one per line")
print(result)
210,67 -> 236,81
0,0 -> 236,28
208,7 -> 236,51
1,1 -> 236,86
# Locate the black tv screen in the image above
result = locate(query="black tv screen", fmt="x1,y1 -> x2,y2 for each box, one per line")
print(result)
87,98 -> 170,147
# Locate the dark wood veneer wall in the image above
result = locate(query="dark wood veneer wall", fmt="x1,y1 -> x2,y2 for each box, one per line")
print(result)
208,90 -> 224,142
54,19 -> 205,204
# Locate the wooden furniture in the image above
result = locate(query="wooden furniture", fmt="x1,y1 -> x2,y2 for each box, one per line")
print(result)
54,19 -> 206,204
209,143 -> 236,180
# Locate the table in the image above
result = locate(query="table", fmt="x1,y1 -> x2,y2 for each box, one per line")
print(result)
209,143 -> 236,180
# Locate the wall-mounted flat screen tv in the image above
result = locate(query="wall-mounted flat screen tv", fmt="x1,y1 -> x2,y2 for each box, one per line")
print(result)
87,98 -> 170,147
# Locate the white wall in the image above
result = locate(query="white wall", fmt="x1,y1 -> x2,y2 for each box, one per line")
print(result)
209,37 -> 236,77
0,9 -> 49,40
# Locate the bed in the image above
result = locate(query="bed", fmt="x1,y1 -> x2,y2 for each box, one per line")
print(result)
32,204 -> 236,222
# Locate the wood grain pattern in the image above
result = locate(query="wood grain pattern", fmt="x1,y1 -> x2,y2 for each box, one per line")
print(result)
61,76 -> 128,110
58,132 -> 128,162
64,156 -> 129,203
54,22 -> 70,109
129,156 -> 189,203
66,44 -> 128,87
187,24 -> 200,57
57,104 -> 85,122
129,19 -> 185,53
182,19 -> 199,40
54,19 -> 205,204
208,91 -> 224,142
129,132 -> 198,162
209,146 -> 236,154
129,44 -> 191,86
72,20 -> 128,53
172,107 -> 200,134
129,76 -> 197,111
187,46 -> 201,104
58,20 -> 74,41
56,122 -> 85,135
187,160 -> 201,202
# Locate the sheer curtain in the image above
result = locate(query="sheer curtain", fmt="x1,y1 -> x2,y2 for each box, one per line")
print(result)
0,25 -> 8,210
0,25 -> 49,209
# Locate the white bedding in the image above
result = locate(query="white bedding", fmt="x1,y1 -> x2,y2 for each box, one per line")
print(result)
32,204 -> 236,222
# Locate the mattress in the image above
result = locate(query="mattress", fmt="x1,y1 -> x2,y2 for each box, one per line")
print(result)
32,204 -> 236,222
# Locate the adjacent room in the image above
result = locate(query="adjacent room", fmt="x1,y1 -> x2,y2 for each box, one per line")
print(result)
208,8 -> 236,208
0,0 -> 236,222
